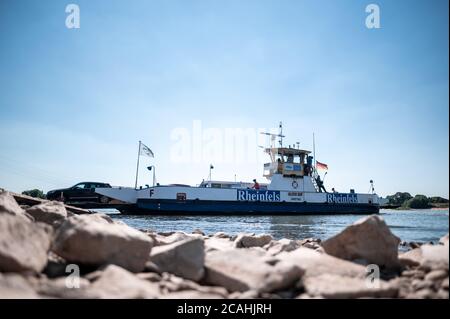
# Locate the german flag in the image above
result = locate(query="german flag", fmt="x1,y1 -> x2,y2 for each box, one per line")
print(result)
316,161 -> 328,171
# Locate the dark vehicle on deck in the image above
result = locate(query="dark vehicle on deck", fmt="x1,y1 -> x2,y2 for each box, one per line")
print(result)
46,182 -> 112,203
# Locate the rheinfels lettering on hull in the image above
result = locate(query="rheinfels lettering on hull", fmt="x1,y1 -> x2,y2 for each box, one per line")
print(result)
326,193 -> 358,204
237,190 -> 281,202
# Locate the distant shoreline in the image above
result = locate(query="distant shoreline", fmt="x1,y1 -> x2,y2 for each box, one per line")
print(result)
382,205 -> 450,211
383,192 -> 449,210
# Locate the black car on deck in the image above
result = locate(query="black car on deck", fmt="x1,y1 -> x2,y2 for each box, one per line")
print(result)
46,182 -> 112,203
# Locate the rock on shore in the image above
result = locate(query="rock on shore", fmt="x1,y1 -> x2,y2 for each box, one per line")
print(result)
233,233 -> 273,248
86,265 -> 161,299
0,189 -> 448,299
0,191 -> 26,217
0,205 -> 53,273
204,249 -> 302,293
0,273 -> 39,298
277,247 -> 368,279
149,237 -> 205,281
0,191 -> 34,222
53,214 -> 154,272
322,215 -> 401,268
25,201 -> 68,228
302,273 -> 398,299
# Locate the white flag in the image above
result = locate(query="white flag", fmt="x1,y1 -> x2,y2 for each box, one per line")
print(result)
139,142 -> 154,158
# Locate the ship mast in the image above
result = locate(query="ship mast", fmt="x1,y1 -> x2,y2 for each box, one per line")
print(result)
260,122 -> 285,149
279,121 -> 283,148
313,132 -> 316,170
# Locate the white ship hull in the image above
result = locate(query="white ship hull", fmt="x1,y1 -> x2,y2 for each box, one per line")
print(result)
95,175 -> 380,215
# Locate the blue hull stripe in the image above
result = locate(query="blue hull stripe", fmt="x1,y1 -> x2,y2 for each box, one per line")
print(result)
129,199 -> 380,215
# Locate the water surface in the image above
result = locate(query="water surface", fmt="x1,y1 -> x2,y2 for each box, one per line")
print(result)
106,209 -> 449,243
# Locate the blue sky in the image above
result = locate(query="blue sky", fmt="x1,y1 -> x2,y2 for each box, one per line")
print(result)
0,0 -> 448,198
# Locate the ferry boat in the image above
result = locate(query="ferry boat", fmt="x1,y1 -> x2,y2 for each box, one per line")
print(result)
95,130 -> 380,215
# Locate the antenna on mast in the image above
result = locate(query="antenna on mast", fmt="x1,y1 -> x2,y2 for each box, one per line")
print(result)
260,122 -> 286,149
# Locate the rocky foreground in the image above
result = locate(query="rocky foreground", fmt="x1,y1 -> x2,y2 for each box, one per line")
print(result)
0,191 -> 448,299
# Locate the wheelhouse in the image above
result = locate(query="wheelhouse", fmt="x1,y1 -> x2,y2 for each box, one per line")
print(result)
263,147 -> 314,178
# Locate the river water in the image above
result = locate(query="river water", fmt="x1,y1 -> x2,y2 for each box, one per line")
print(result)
106,209 -> 449,243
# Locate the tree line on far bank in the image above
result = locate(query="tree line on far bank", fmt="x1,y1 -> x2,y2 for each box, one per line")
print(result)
386,192 -> 449,209
21,189 -> 46,199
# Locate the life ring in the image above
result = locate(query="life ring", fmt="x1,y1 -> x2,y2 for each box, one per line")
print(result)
292,180 -> 298,189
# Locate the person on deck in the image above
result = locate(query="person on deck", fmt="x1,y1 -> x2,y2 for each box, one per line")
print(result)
252,179 -> 260,190
276,158 -> 283,173
304,164 -> 312,176
316,175 -> 327,193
